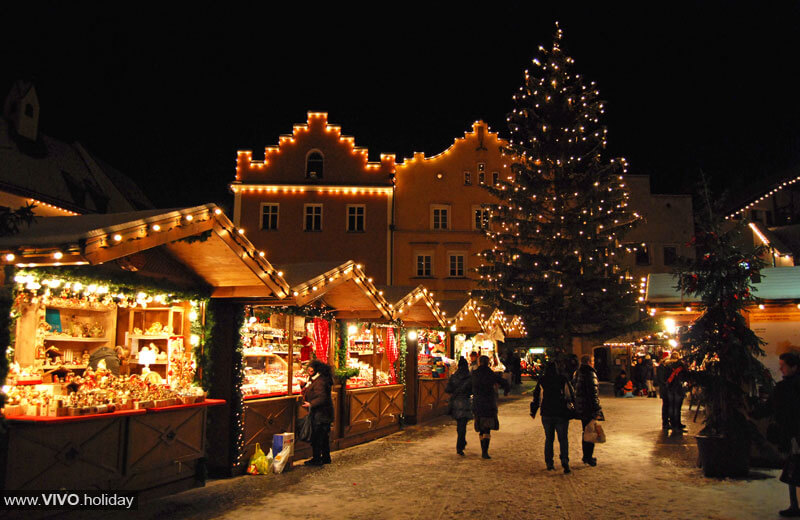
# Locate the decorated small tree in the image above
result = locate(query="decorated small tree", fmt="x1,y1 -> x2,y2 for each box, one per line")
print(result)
675,182 -> 770,476
473,23 -> 639,351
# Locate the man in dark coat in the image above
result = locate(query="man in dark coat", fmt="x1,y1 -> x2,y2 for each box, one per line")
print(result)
665,351 -> 687,433
301,360 -> 334,466
445,357 -> 473,455
531,362 -> 574,473
656,352 -> 672,429
574,355 -> 604,466
472,355 -> 510,459
765,352 -> 800,517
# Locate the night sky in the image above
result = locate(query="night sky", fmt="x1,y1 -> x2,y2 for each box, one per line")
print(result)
2,2 -> 800,211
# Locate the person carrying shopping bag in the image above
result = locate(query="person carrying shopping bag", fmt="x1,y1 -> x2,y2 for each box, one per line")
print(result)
574,355 -> 604,466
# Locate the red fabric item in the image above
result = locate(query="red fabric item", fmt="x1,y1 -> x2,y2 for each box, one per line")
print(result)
387,327 -> 399,383
313,318 -> 329,363
298,336 -> 313,362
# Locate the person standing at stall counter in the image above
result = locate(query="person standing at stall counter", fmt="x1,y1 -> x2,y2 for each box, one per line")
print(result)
445,357 -> 473,456
472,355 -> 511,459
301,360 -> 334,466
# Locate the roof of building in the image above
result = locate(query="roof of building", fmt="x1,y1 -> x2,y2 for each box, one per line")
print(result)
0,114 -> 153,214
645,266 -> 800,303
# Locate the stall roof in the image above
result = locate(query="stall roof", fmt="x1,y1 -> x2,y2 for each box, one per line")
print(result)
273,261 -> 392,321
0,203 -> 291,298
645,267 -> 800,304
389,285 -> 446,327
442,298 -> 486,333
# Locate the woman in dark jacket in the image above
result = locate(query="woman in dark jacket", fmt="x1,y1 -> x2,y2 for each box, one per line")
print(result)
574,355 -> 604,466
301,360 -> 334,466
472,355 -> 511,459
445,357 -> 473,456
531,362 -> 573,473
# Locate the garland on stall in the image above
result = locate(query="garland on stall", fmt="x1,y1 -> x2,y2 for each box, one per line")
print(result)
396,327 -> 408,423
191,299 -> 214,391
252,302 -> 335,322
333,320 -> 358,383
1,267 -> 15,414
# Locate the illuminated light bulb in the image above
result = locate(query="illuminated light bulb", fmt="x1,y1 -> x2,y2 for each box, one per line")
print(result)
151,224 -> 161,232
277,271 -> 283,276
293,291 -> 299,296
238,229 -> 245,234
113,234 -> 122,242
4,254 -> 14,262
185,214 -> 194,221
259,251 -> 265,257
214,208 -> 222,215
348,324 -> 358,335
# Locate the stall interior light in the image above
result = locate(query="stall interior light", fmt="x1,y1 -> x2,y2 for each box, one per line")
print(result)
407,330 -> 417,341
348,325 -> 358,335
151,224 -> 161,231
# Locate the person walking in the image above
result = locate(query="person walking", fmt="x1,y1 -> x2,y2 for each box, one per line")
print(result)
759,352 -> 800,517
472,355 -> 511,459
665,351 -> 687,433
644,355 -> 656,397
574,354 -> 604,466
531,361 -> 573,473
445,357 -> 473,456
300,360 -> 334,466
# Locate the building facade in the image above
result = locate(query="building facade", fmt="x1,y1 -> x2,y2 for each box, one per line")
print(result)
231,112 -> 395,284
393,121 -> 509,300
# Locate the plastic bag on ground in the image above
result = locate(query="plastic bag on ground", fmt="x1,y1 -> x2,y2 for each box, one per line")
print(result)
246,442 -> 272,475
272,444 -> 292,473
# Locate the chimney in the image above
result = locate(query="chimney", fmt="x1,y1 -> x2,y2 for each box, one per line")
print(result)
3,80 -> 40,141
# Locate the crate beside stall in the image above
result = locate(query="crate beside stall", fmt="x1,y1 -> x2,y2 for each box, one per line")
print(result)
0,204 -> 289,497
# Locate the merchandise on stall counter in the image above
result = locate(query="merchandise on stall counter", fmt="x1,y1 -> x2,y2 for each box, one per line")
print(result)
1,365 -> 206,418
344,358 -> 390,389
241,312 -> 307,397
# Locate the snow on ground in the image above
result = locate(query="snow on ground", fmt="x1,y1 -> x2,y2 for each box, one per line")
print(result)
80,384 -> 787,520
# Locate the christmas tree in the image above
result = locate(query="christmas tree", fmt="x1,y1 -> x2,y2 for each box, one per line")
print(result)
675,181 -> 770,441
473,23 -> 640,351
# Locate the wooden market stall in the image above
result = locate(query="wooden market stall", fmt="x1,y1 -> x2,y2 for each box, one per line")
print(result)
381,285 -> 448,425
444,297 -> 488,358
0,204 -> 289,497
236,260 -> 401,462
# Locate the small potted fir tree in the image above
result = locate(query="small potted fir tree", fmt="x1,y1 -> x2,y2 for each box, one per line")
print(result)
674,192 -> 771,477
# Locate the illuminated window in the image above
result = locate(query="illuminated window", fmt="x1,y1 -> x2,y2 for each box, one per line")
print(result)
472,206 -> 490,230
448,253 -> 465,277
415,253 -> 433,277
304,204 -> 322,231
464,171 -> 471,185
306,151 -> 324,179
477,162 -> 486,173
478,171 -> 485,185
260,203 -> 279,230
347,205 -> 365,232
431,205 -> 450,230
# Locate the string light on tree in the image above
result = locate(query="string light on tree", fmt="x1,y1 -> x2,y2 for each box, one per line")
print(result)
472,22 -> 640,352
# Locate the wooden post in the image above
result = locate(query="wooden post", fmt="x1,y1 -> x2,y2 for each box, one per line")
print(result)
329,318 -> 336,368
404,332 -> 418,425
287,314 -> 294,395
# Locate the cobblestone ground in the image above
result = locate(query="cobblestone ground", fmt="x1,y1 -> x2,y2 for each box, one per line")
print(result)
89,384 -> 786,520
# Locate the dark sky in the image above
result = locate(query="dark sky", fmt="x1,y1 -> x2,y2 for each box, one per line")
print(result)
3,2 -> 800,210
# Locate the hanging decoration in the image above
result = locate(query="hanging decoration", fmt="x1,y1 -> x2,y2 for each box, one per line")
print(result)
313,318 -> 330,363
386,326 -> 398,384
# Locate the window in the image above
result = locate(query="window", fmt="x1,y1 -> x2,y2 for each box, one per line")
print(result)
24,104 -> 34,117
448,253 -> 465,277
304,204 -> 322,231
415,253 -> 433,277
431,205 -> 449,230
347,205 -> 365,232
635,244 -> 650,266
478,171 -> 485,185
492,172 -> 499,186
477,162 -> 486,173
260,203 -> 279,230
306,151 -> 324,179
663,246 -> 677,266
473,206 -> 490,230
464,171 -> 472,185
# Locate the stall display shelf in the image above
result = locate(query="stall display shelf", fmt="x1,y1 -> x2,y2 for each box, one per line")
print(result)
243,391 -> 293,400
44,336 -> 110,343
128,334 -> 173,340
42,364 -> 88,370
41,302 -> 116,312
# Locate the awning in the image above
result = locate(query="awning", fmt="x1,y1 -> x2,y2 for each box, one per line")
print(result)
383,285 -> 446,327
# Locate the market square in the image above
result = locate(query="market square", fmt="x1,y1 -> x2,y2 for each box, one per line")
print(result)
2,4 -> 800,519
